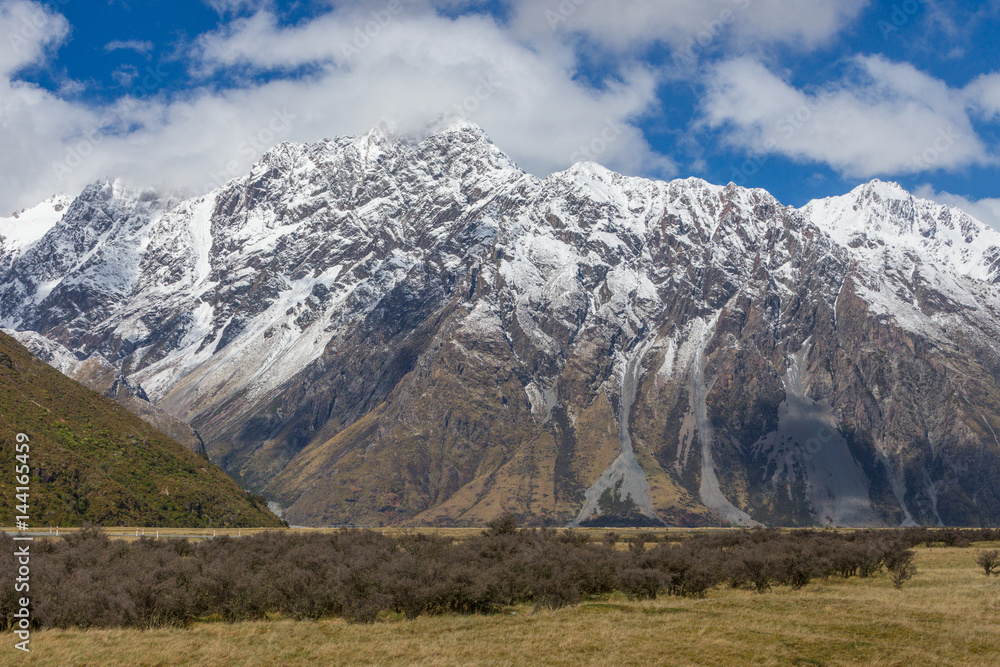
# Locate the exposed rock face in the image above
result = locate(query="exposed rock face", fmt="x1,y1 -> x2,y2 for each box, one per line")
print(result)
2,123 -> 999,527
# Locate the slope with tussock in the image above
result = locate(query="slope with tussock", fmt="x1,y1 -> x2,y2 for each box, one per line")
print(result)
0,331 -> 282,527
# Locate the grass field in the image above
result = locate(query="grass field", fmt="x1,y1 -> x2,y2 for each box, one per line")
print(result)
2,525 -> 751,545
14,542 -> 1000,666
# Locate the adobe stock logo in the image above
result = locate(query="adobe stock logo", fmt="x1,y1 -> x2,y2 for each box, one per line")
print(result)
570,119 -> 624,164
730,92 -> 832,185
5,0 -> 71,55
339,0 -> 404,60
878,0 -> 928,39
51,64 -> 171,183
669,0 -> 751,72
544,0 -> 588,29
905,126 -> 960,172
207,108 -> 297,190
450,72 -> 505,121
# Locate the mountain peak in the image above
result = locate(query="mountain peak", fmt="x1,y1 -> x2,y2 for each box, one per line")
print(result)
0,194 -> 71,255
424,115 -> 491,137
803,179 -> 1000,282
853,178 -> 910,202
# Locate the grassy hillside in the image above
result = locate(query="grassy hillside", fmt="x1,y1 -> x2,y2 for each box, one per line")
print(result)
0,331 -> 282,527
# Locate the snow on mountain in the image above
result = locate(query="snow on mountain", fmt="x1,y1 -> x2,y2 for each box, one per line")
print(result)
121,123 -> 531,422
2,123 -> 1000,528
803,179 -> 1000,282
4,328 -> 82,376
803,179 -> 1000,349
0,194 -> 72,261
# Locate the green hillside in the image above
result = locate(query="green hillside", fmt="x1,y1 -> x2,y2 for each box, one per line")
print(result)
0,331 -> 282,527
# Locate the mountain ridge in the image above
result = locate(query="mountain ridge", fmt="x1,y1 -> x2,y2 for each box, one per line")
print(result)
2,122 -> 999,527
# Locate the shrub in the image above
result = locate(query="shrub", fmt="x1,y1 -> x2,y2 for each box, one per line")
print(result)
726,545 -> 778,593
615,568 -> 663,600
483,513 -> 519,537
627,534 -> 649,554
884,546 -> 917,589
784,560 -> 816,590
976,550 -> 1000,577
8,526 -> 983,629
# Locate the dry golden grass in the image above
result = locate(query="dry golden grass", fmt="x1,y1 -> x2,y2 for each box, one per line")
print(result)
13,544 -> 1000,666
0,527 -> 289,543
0,525 -> 748,542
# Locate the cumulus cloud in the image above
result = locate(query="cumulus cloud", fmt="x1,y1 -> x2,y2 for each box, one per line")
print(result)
0,2 -> 673,213
202,0 -> 268,14
701,56 -> 991,178
509,0 -> 870,54
186,8 -> 673,183
0,1 -> 98,214
2,0 -> 998,218
0,0 -> 69,75
965,72 -> 1000,121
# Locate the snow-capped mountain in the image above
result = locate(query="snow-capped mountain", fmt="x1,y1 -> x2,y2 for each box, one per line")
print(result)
0,195 -> 73,267
2,121 -> 999,527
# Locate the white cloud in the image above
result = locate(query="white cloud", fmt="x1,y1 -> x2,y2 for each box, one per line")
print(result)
203,0 -> 268,14
965,72 -> 1000,121
701,56 -> 991,178
509,0 -> 869,54
0,0 -> 69,76
0,3 -> 670,213
3,0 -> 997,220
104,39 -> 153,54
189,10 -> 346,74
111,64 -> 138,88
0,2 -> 92,213
183,9 -> 673,183
914,184 -> 1000,232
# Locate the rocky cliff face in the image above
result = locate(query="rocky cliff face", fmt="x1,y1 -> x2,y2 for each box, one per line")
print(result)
3,122 -> 999,527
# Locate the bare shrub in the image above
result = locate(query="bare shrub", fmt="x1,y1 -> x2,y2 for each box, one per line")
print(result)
483,513 -> 519,537
615,568 -> 663,600
884,545 -> 917,589
976,550 -> 1000,577
726,545 -> 779,593
12,526 -> 994,628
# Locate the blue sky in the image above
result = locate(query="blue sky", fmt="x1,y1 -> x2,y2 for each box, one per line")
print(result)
2,0 -> 1000,227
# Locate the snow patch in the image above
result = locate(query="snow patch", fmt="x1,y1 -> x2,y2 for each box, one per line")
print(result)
0,195 -> 71,256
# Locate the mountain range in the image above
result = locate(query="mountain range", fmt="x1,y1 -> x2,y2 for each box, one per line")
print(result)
2,120 -> 999,527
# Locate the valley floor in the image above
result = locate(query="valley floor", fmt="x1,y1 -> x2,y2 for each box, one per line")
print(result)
16,545 -> 1000,666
